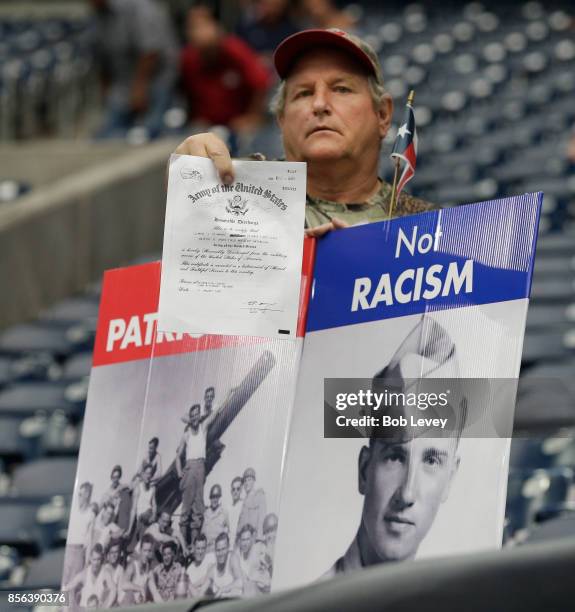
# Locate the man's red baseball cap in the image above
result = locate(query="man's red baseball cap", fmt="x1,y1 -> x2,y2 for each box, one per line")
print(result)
273,28 -> 384,85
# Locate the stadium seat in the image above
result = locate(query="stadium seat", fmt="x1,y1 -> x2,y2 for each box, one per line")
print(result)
0,502 -> 42,555
524,513 -> 575,543
526,305 -> 575,329
0,324 -> 81,357
0,382 -> 86,420
0,416 -> 38,463
514,376 -> 575,431
10,457 -> 77,500
0,545 -> 20,583
60,352 -> 92,381
40,297 -> 99,327
22,547 -> 65,589
530,280 -> 575,301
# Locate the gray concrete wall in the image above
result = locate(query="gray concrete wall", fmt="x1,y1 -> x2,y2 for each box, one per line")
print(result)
0,139 -> 177,330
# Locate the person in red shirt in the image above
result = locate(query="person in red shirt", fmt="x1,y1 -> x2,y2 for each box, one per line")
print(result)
180,5 -> 271,132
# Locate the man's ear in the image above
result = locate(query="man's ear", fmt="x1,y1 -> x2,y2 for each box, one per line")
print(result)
441,454 -> 460,503
377,93 -> 394,140
358,445 -> 372,495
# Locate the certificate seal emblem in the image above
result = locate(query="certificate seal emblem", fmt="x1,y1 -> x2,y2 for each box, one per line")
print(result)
226,195 -> 249,216
180,167 -> 203,181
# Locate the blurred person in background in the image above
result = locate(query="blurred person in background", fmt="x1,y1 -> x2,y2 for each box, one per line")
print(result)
236,0 -> 299,70
300,0 -> 357,30
89,0 -> 178,139
180,4 -> 271,133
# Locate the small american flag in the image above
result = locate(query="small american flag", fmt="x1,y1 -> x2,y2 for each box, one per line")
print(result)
391,93 -> 418,198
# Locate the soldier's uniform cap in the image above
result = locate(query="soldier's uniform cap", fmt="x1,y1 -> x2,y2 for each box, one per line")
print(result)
243,467 -> 256,480
210,484 -> 222,498
274,28 -> 383,86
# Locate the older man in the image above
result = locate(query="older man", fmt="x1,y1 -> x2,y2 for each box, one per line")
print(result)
173,29 -> 434,235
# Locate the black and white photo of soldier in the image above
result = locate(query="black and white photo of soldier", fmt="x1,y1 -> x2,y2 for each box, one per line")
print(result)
203,386 -> 216,415
91,501 -> 125,553
203,483 -> 230,552
229,476 -> 244,546
324,318 -> 467,577
206,532 -> 243,598
100,465 -> 129,522
121,534 -> 155,605
141,510 -> 186,561
237,467 -> 267,539
63,543 -> 117,608
149,540 -> 186,603
262,513 -> 278,562
64,349 -> 283,606
103,540 -> 124,606
63,482 -> 96,585
236,523 -> 271,595
128,464 -> 157,550
176,401 -> 221,547
136,437 -> 163,483
185,533 -> 212,597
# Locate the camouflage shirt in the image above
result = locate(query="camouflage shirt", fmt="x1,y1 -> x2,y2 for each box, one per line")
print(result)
304,180 -> 437,229
247,153 -> 436,229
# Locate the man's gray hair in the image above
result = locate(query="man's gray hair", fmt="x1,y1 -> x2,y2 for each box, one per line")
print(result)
269,75 -> 387,116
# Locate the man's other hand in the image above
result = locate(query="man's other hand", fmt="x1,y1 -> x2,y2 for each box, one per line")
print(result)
305,217 -> 350,238
174,133 -> 235,185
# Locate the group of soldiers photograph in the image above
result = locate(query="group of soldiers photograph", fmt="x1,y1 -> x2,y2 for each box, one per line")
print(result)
63,386 -> 277,607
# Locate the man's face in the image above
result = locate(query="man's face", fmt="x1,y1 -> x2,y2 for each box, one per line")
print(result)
158,512 -> 171,532
278,49 -> 391,165
243,475 -> 255,494
194,539 -> 207,563
190,406 -> 201,428
148,441 -> 157,456
111,470 -> 120,486
107,544 -> 120,566
79,485 -> 91,507
263,518 -> 278,548
239,530 -> 253,555
141,542 -> 154,563
186,7 -> 220,51
102,505 -> 113,525
231,480 -> 242,503
162,546 -> 174,568
91,550 -> 103,573
204,388 -> 215,409
215,539 -> 228,566
358,437 -> 459,563
210,490 -> 220,510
